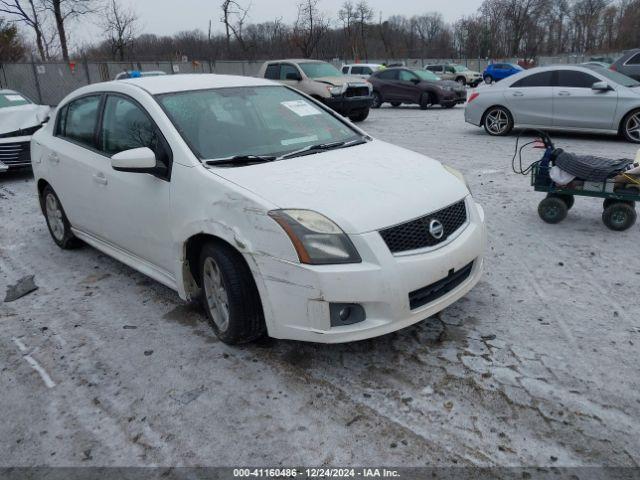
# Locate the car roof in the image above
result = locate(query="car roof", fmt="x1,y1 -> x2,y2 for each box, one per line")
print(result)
264,59 -> 325,64
68,73 -> 277,96
0,89 -> 19,95
344,63 -> 381,67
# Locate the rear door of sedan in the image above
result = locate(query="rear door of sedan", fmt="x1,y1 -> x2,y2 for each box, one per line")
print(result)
506,71 -> 554,127
552,70 -> 618,130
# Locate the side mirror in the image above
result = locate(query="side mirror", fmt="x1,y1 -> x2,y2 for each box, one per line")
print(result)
592,81 -> 610,91
285,72 -> 302,81
111,147 -> 157,173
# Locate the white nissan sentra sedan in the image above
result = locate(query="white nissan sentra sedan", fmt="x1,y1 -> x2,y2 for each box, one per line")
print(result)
31,74 -> 485,344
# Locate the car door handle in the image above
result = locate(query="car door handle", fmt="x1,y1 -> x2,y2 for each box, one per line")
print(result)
93,173 -> 108,185
48,152 -> 59,164
558,91 -> 571,96
512,91 -> 524,97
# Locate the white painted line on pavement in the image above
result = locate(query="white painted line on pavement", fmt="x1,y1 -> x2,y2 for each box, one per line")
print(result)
11,337 -> 56,389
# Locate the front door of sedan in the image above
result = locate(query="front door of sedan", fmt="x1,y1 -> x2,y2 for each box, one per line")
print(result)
552,70 -> 618,130
505,71 -> 554,127
91,94 -> 174,273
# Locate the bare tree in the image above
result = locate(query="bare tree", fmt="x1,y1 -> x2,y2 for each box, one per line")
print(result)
42,0 -> 95,62
102,0 -> 138,60
0,0 -> 50,61
354,0 -> 373,59
293,0 -> 328,58
220,0 -> 250,58
0,17 -> 26,61
338,1 -> 357,59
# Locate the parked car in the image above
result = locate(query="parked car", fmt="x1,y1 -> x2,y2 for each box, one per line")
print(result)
114,70 -> 167,80
611,49 -> 640,81
341,63 -> 383,78
483,63 -> 523,83
368,68 -> 467,109
581,61 -> 610,69
465,65 -> 640,143
258,59 -> 372,122
31,74 -> 485,344
426,64 -> 483,86
0,89 -> 50,173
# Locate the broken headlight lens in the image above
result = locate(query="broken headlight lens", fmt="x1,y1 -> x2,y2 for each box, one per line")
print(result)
269,209 -> 361,265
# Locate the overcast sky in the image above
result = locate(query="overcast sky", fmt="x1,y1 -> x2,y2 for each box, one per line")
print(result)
71,0 -> 484,45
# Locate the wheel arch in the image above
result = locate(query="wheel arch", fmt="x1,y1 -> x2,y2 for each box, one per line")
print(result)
618,107 -> 640,135
481,104 -> 513,125
36,178 -> 52,213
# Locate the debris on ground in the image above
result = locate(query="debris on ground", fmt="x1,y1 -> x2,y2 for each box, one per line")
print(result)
4,275 -> 38,302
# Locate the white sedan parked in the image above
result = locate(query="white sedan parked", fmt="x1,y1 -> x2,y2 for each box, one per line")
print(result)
0,89 -> 50,172
31,74 -> 485,344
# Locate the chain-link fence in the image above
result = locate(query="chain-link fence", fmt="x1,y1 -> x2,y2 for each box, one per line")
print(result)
0,54 -> 621,106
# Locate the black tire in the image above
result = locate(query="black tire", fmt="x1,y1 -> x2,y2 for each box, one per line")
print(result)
349,108 -> 369,122
442,103 -> 456,109
419,92 -> 434,110
40,185 -> 82,249
604,198 -> 635,209
198,241 -> 266,344
484,75 -> 493,84
456,77 -> 466,86
621,109 -> 640,143
602,202 -> 637,231
548,193 -> 575,210
390,102 -> 401,107
371,91 -> 383,109
483,106 -> 514,136
538,196 -> 568,224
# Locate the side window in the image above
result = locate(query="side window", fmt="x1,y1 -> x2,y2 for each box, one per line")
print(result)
362,67 -> 372,75
59,95 -> 101,147
557,70 -> 599,88
399,70 -> 417,82
426,66 -> 437,72
626,53 -> 640,65
100,95 -> 169,168
341,66 -> 349,74
280,64 -> 299,80
511,71 -> 553,88
351,66 -> 364,75
264,64 -> 279,80
445,66 -> 455,74
377,69 -> 398,80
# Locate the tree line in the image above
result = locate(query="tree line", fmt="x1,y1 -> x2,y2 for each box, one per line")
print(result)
1,0 -> 639,63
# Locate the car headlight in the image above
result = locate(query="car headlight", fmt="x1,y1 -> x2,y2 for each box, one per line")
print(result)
443,85 -> 455,92
269,209 -> 361,265
328,84 -> 347,96
444,165 -> 472,195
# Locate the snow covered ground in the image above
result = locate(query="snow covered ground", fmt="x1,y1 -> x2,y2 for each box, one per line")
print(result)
1,105 -> 639,468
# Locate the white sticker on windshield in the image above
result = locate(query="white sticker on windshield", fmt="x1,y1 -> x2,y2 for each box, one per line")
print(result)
4,95 -> 25,102
281,135 -> 318,146
281,100 -> 321,117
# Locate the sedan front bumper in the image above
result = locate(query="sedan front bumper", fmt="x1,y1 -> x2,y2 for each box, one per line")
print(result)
254,197 -> 486,343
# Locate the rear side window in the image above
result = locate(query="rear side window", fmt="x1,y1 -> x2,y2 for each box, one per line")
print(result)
399,70 -> 418,82
626,53 -> 640,65
511,71 -> 553,87
351,66 -> 364,74
426,66 -> 440,72
264,64 -> 279,80
57,95 -> 101,147
376,70 -> 398,80
557,70 -> 599,88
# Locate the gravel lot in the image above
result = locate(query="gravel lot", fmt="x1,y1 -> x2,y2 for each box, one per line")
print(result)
1,105 -> 639,468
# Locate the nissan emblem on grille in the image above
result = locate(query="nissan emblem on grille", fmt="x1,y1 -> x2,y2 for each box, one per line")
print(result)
429,219 -> 444,239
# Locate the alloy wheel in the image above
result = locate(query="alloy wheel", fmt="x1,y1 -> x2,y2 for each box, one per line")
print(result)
625,113 -> 640,142
45,193 -> 65,242
485,109 -> 509,135
202,257 -> 230,332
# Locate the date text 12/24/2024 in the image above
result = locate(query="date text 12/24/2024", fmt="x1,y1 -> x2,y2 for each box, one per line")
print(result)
233,468 -> 401,478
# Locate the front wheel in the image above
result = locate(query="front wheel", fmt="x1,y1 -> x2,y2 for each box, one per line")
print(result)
419,92 -> 434,110
371,91 -> 383,109
483,106 -> 513,136
349,108 -> 369,122
621,109 -> 640,143
602,203 -> 637,231
40,185 -> 82,249
390,102 -> 401,107
199,242 -> 266,344
538,196 -> 568,224
548,193 -> 574,210
484,75 -> 493,84
442,103 -> 456,109
456,77 -> 466,86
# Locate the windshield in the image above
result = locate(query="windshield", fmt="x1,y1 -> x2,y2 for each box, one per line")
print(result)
157,86 -> 361,161
299,62 -> 343,78
453,65 -> 469,72
585,66 -> 640,88
0,92 -> 31,108
415,70 -> 440,81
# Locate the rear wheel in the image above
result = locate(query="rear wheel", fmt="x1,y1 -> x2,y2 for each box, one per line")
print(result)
419,92 -> 434,110
40,185 -> 82,249
484,75 -> 493,84
621,109 -> 640,143
483,106 -> 513,136
349,108 -> 369,122
456,77 -> 466,86
199,242 -> 265,344
548,193 -> 574,210
390,102 -> 401,107
371,91 -> 382,109
602,202 -> 636,231
538,196 -> 568,224
442,103 -> 456,109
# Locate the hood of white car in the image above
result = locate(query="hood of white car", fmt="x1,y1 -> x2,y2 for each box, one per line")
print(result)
0,104 -> 50,135
212,140 -> 469,234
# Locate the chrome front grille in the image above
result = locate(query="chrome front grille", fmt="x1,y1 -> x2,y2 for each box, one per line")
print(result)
0,141 -> 30,166
379,200 -> 468,254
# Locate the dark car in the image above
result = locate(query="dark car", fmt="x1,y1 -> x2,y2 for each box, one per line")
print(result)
611,49 -> 640,81
369,68 -> 467,109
